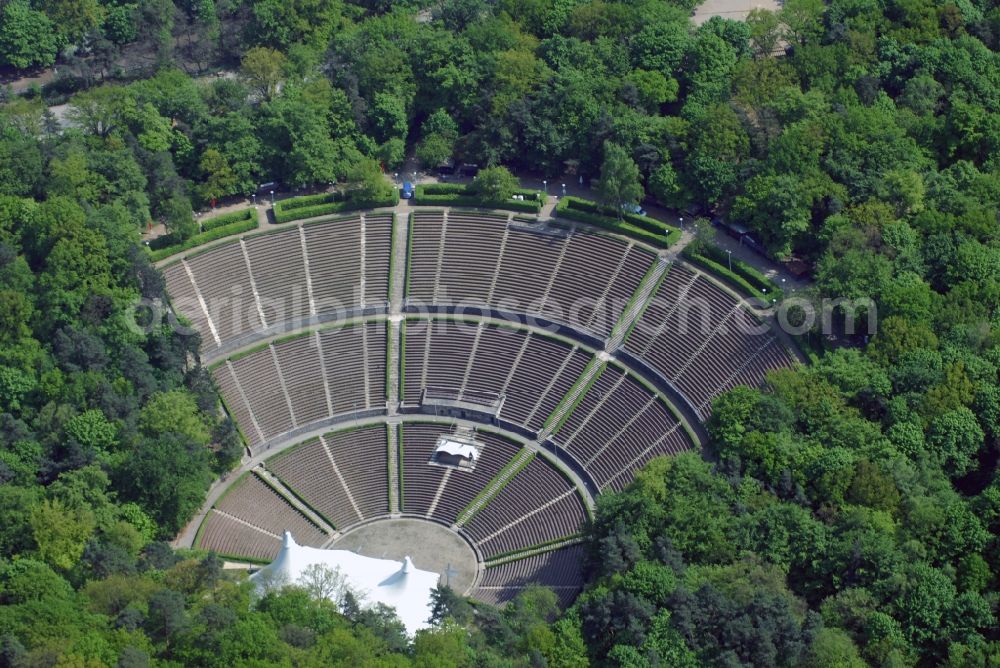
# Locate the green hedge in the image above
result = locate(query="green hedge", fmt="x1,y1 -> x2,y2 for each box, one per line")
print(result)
561,196 -> 668,232
419,183 -> 466,195
148,208 -> 257,253
148,217 -> 258,262
399,321 -> 406,397
554,197 -> 680,248
682,244 -> 783,302
202,207 -> 255,232
689,242 -> 778,293
411,184 -> 544,213
276,191 -> 342,211
273,191 -> 399,223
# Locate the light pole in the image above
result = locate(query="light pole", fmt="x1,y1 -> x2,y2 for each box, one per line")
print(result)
251,193 -> 256,205
561,183 -> 566,196
679,216 -> 684,230
393,172 -> 398,183
269,190 -> 274,206
726,249 -> 732,271
542,180 -> 547,193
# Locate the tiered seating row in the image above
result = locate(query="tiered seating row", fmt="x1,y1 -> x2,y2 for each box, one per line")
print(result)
267,426 -> 389,529
244,228 -> 310,326
402,319 -> 591,433
213,323 -> 387,450
163,214 -> 393,350
672,307 -> 770,414
545,237 -> 654,336
198,473 -> 327,560
303,216 -> 363,313
462,455 -> 586,560
400,422 -> 452,517
320,428 -> 390,519
406,212 -> 654,339
553,365 -> 692,490
691,336 -> 792,418
197,511 -> 282,562
364,213 -> 393,305
474,544 -> 585,607
407,211 -> 445,302
624,264 -> 795,419
185,243 -> 262,346
438,212 -> 507,301
162,262 -> 216,345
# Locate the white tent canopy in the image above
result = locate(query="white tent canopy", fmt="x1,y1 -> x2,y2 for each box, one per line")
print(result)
434,437 -> 480,461
250,532 -> 441,635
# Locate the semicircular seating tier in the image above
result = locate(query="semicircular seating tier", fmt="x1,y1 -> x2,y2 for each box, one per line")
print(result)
400,318 -> 593,433
545,361 -> 693,493
619,263 -> 795,421
196,421 -> 587,603
212,322 -> 387,454
473,543 -> 585,607
162,212 -> 394,356
197,471 -> 330,562
267,425 -> 391,528
406,210 -> 655,340
396,422 -> 587,560
162,210 -> 795,430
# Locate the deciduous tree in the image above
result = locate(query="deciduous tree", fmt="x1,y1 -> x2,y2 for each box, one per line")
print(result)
0,1 -> 60,70
596,142 -> 643,218
471,165 -> 519,201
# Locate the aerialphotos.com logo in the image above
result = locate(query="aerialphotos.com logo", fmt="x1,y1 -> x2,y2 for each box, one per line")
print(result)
126,288 -> 878,340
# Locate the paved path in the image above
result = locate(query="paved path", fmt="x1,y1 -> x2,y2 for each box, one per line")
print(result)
539,195 -> 557,220
692,0 -> 781,24
155,170 -> 811,298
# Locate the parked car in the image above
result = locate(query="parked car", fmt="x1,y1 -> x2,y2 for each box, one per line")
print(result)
401,182 -> 414,199
622,203 -> 647,216
718,220 -> 751,240
742,234 -> 766,255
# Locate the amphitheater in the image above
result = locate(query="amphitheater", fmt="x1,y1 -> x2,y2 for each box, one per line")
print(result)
164,206 -> 798,607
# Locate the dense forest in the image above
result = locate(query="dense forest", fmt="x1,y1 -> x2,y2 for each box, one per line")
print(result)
0,0 -> 999,665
